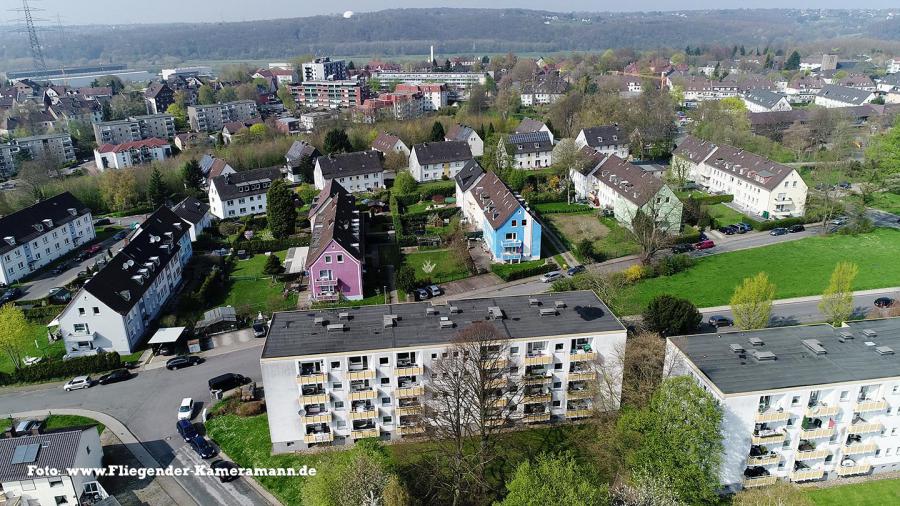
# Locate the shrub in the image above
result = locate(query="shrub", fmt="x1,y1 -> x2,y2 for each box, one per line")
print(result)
236,400 -> 266,417
419,181 -> 456,200
642,295 -> 702,336
623,264 -> 648,283
8,352 -> 122,385
754,216 -> 808,231
653,254 -> 696,277
232,237 -> 309,253
395,265 -> 417,293
23,305 -> 67,322
491,260 -> 553,282
683,193 -> 734,205
218,221 -> 243,237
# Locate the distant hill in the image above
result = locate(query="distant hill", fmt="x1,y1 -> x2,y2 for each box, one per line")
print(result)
2,8 -> 899,70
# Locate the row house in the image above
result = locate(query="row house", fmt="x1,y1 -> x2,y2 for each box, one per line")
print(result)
208,166 -> 283,219
674,77 -> 740,104
408,141 -> 473,182
814,85 -> 876,109
574,125 -> 629,158
290,81 -> 363,110
56,207 -> 192,354
313,151 -> 385,193
93,138 -> 172,171
170,196 -> 212,242
306,181 -> 365,303
144,82 -> 175,115
285,140 -> 321,183
92,114 -> 175,145
371,132 -> 410,157
0,192 -> 95,285
667,318 -> 900,491
499,131 -> 553,169
259,290 -> 627,452
187,100 -> 259,133
444,124 -> 484,157
514,117 -> 554,144
353,92 -> 426,123
519,74 -> 570,106
371,71 -> 491,98
785,76 -> 827,103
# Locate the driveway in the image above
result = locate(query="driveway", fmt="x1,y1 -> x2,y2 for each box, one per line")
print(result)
867,209 -> 900,230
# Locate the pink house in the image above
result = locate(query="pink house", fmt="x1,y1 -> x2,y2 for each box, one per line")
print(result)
306,181 -> 365,302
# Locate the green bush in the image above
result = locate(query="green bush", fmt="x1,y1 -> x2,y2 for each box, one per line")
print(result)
23,305 -> 67,322
683,194 -> 734,205
653,254 -> 696,277
642,295 -> 702,336
232,237 -> 309,253
754,216 -> 809,231
532,202 -> 594,214
7,352 -> 123,385
491,260 -> 553,281
419,181 -> 456,200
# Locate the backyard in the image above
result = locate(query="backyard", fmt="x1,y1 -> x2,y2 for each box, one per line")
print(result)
705,203 -> 758,227
223,250 -> 297,315
402,248 -> 471,284
0,320 -> 65,375
544,212 -> 640,261
616,228 -> 900,314
806,477 -> 900,505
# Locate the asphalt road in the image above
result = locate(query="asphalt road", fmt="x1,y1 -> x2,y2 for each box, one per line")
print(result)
867,209 -> 900,230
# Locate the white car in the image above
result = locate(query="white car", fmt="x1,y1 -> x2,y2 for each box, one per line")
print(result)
178,397 -> 194,421
539,271 -> 562,283
63,376 -> 92,391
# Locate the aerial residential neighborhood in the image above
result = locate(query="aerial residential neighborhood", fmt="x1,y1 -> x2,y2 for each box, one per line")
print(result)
2,3 -> 900,506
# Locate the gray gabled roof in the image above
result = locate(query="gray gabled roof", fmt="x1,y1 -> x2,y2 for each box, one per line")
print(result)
0,192 -> 92,256
316,151 -> 384,179
515,117 -> 547,134
412,141 -> 473,165
453,159 -> 485,193
170,196 -> 210,226
580,125 -> 625,149
817,84 -> 873,105
505,131 -> 553,155
0,429 -> 90,482
742,89 -> 788,109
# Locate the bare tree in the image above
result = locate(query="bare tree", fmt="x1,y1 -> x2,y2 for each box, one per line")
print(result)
623,200 -> 680,265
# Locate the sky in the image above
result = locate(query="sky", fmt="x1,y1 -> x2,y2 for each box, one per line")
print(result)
17,0 -> 900,25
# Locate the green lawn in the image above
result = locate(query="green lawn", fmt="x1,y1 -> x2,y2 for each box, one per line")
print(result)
544,213 -> 639,262
807,478 -> 900,506
616,229 -> 900,314
706,203 -> 756,227
406,199 -> 456,215
43,415 -> 105,435
533,202 -> 594,214
224,251 -> 297,316
0,321 -> 65,375
403,249 -> 470,284
857,192 -> 900,215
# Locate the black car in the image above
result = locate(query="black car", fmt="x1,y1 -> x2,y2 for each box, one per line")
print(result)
718,226 -> 736,235
93,218 -> 112,226
113,230 -> 129,241
0,287 -> 22,304
671,243 -> 695,254
566,265 -> 586,276
788,224 -> 805,233
875,297 -> 895,309
708,315 -> 733,327
252,322 -> 267,338
176,419 -> 198,442
838,182 -> 852,190
166,355 -> 203,370
97,369 -> 133,385
698,232 -> 708,241
769,227 -> 788,236
189,435 -> 216,459
210,460 -> 240,483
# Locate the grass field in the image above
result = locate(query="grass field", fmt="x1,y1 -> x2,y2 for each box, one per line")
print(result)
224,251 -> 297,315
403,249 -> 470,284
0,317 -> 66,375
545,213 -> 640,261
43,414 -> 105,435
851,192 -> 900,215
807,478 -> 900,505
706,203 -> 756,227
616,229 -> 900,314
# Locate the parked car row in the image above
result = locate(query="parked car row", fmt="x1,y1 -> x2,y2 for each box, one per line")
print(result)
176,402 -> 239,481
63,369 -> 134,391
718,223 -> 752,235
413,285 -> 443,301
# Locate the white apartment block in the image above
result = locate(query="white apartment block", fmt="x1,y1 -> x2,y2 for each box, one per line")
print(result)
408,141 -> 473,182
13,134 -> 76,166
56,207 -> 192,354
207,167 -> 283,219
92,114 -> 175,145
667,318 -> 900,491
188,101 -> 259,132
888,59 -> 900,75
260,291 -> 627,453
672,135 -> 808,219
93,138 -> 172,171
0,143 -> 18,177
302,58 -> 347,81
0,192 -> 95,286
313,151 -> 385,193
371,71 -> 491,96
814,85 -> 876,109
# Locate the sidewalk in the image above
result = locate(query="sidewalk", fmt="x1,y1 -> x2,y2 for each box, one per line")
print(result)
697,287 -> 900,314
11,408 -> 197,506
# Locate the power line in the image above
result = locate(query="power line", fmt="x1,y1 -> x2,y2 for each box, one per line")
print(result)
9,0 -> 48,72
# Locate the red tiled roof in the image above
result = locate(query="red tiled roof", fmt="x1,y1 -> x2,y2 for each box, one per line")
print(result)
97,138 -> 169,153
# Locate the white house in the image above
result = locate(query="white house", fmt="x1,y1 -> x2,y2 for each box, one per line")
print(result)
93,138 -> 172,171
741,90 -> 793,113
666,318 -> 900,491
515,117 -> 554,144
575,125 -> 629,158
171,196 -> 212,241
500,131 -> 554,169
445,124 -> 484,157
672,135 -> 808,219
208,166 -> 283,219
371,132 -> 410,157
888,59 -> 900,74
0,192 -> 95,286
56,207 -> 193,354
313,151 -> 385,193
408,141 -> 473,182
0,427 -> 107,506
815,84 -> 876,108
519,74 -> 570,106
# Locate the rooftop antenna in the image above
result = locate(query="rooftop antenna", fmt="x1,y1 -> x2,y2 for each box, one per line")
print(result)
9,0 -> 48,72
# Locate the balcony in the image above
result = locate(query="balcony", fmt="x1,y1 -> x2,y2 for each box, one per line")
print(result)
570,351 -> 598,362
301,413 -> 330,424
485,378 -> 508,389
501,238 -> 523,248
396,385 -> 424,398
350,409 -> 378,420
742,476 -> 776,488
396,405 -> 423,416
566,409 -> 592,419
836,463 -> 872,477
348,369 -> 376,381
397,425 -> 425,436
351,428 -> 379,439
395,365 -> 424,376
843,442 -> 878,456
799,427 -> 834,439
854,399 -> 888,413
796,449 -> 830,461
483,358 -> 508,370
755,410 -> 790,423
524,354 -> 552,366
349,389 -> 377,401
848,422 -> 882,435
299,392 -> 328,404
304,432 -> 333,444
523,413 -> 551,423
751,433 -> 786,445
523,392 -> 552,403
567,389 -> 592,400
314,277 -> 337,287
806,405 -> 840,418
747,454 -> 780,466
523,374 -> 552,385
297,373 -> 327,385
568,372 -> 595,382
790,468 -> 825,482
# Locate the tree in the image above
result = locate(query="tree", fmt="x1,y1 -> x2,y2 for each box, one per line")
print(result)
277,86 -> 297,114
323,128 -> 352,154
466,84 -> 489,114
0,304 -> 29,370
393,170 -> 417,195
147,167 -> 167,207
626,206 -> 677,265
430,121 -> 446,142
642,295 -> 702,336
166,102 -> 188,131
217,86 -> 238,103
181,158 -> 204,192
382,475 -> 411,506
730,272 -> 776,330
395,265 -> 416,294
499,453 -> 608,506
266,180 -> 296,239
262,253 -> 283,277
91,75 -> 125,93
301,440 -> 397,506
99,170 -> 138,212
819,262 -> 859,326
247,123 -> 268,142
548,92 -> 584,138
198,84 -> 216,105
617,376 -> 723,505
108,93 -> 146,120
785,51 -> 801,70
494,88 -> 520,121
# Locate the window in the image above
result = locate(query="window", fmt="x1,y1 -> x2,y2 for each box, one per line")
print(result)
893,386 -> 899,394
73,323 -> 89,334
555,343 -> 564,351
78,308 -> 85,316
336,420 -> 346,428
511,220 -> 517,227
876,449 -> 882,457
380,357 -> 389,365
554,363 -> 563,370
334,401 -> 344,409
92,307 -> 100,315
49,478 -> 64,488
332,382 -> 342,390
331,361 -> 341,369
325,255 -> 332,264
521,218 -> 527,226
553,381 -> 561,389
840,391 -> 849,401
337,254 -> 344,263
791,396 -> 801,406
505,232 -> 517,240
383,416 -> 393,424
510,346 -> 519,354
380,377 -> 390,385
54,496 -> 68,506
382,397 -> 391,406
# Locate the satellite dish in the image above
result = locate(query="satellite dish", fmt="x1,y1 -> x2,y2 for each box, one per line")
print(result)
343,11 -> 354,19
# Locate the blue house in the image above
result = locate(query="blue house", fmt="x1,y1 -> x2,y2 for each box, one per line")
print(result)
454,161 -> 541,262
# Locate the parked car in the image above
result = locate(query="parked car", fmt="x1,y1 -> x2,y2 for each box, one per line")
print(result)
769,227 -> 788,236
566,265 -> 586,276
178,398 -> 194,421
427,285 -> 443,297
97,369 -> 133,385
694,240 -> 716,250
708,315 -> 733,327
176,419 -> 198,442
210,460 -> 240,483
63,376 -> 93,391
208,373 -> 250,393
730,223 -> 747,234
540,271 -> 563,283
734,223 -> 753,233
874,297 -> 896,308
50,265 -> 65,275
14,419 -> 41,435
671,243 -> 695,254
413,288 -> 431,301
85,244 -> 102,255
698,232 -> 708,241
189,435 -> 216,459
788,224 -> 805,233
252,322 -> 267,338
93,218 -> 111,226
718,225 -> 736,235
166,355 -> 203,370
838,181 -> 852,190
0,287 -> 22,304
113,230 -> 129,241
829,216 -> 848,226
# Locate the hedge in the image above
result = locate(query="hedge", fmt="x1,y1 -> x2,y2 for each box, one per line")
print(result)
753,216 -> 809,231
0,352 -> 123,385
683,194 -> 734,205
490,260 -> 554,282
532,202 -> 595,214
23,305 -> 67,322
419,181 -> 456,200
232,236 -> 309,253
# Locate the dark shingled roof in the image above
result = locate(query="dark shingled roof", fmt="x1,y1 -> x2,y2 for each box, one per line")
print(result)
285,140 -> 319,168
316,151 -> 384,179
515,117 -> 547,134
521,74 -> 570,95
453,159 -> 485,192
591,155 -> 664,206
81,207 -> 189,315
170,196 -> 210,226
0,429 -> 88,482
742,89 -> 788,109
444,124 -> 476,142
673,135 -> 795,191
261,290 -> 625,359
505,131 -> 553,155
459,162 -> 531,230
579,125 -> 625,149
0,192 -> 91,256
817,84 -> 873,106
306,181 -> 363,268
412,141 -> 473,165
371,132 -> 404,153
210,166 -> 282,200
670,318 -> 900,395
308,179 -> 349,218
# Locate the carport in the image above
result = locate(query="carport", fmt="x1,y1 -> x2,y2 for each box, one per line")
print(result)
148,326 -> 186,354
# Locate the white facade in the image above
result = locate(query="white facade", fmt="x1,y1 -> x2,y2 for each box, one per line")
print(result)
300,112 -> 332,131
408,150 -> 469,182
14,134 -> 76,166
520,91 -> 564,106
814,90 -> 876,109
313,164 -> 385,193
574,129 -> 629,159
446,128 -> 484,157
887,59 -> 900,74
742,95 -> 793,113
188,101 -> 258,132
208,184 -> 268,220
93,141 -> 172,171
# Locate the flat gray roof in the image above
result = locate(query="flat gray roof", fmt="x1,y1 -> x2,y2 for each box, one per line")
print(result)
261,290 -> 624,359
669,318 -> 900,395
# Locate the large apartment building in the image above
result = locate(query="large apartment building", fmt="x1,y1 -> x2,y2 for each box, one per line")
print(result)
56,207 -> 192,354
672,135 -> 808,219
207,166 -> 283,219
0,143 -> 17,177
92,114 -> 176,145
313,151 -> 385,193
93,138 -> 172,171
188,101 -> 259,132
0,192 -> 95,285
667,318 -> 900,491
302,57 -> 347,81
13,134 -> 76,166
289,80 -> 363,110
260,290 -> 626,453
371,71 -> 490,97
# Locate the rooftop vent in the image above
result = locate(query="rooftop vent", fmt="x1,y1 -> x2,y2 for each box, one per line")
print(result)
730,343 -> 745,353
3,236 -> 13,246
865,341 -> 877,347
67,208 -> 77,216
487,306 -> 504,320
326,323 -> 345,333
748,337 -> 765,347
802,339 -> 827,355
554,301 -> 567,309
529,298 -> 540,307
448,306 -> 461,314
752,350 -> 777,361
539,308 -> 558,317
439,317 -> 455,329
875,346 -> 895,356
862,329 -> 877,338
426,307 -> 436,316
839,331 -> 855,340
314,317 -> 326,326
131,275 -> 144,285
383,315 -> 397,328
42,218 -> 53,228
338,312 -> 350,320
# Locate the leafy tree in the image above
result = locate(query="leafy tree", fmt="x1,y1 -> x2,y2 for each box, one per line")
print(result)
181,158 -> 204,191
730,272 -> 775,330
166,102 -> 188,131
393,170 -> 417,195
236,83 -> 259,101
91,75 -> 125,93
323,128 -> 352,154
395,265 -> 416,294
99,170 -> 138,212
217,86 -> 238,103
467,84 -> 489,114
0,304 -> 29,369
382,475 -> 411,506
500,453 -> 608,506
617,376 -> 723,505
785,51 -> 801,70
301,440 -> 397,506
642,295 -> 702,336
108,93 -> 146,120
866,116 -> 900,176
430,121 -> 446,142
198,84 -> 216,105
266,179 -> 296,239
247,123 -> 268,142
147,167 -> 167,207
277,85 -> 297,114
819,262 -> 859,325
262,254 -> 283,277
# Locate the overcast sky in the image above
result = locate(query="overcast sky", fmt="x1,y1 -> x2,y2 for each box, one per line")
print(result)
22,1 -> 900,25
